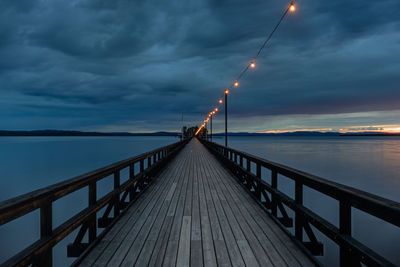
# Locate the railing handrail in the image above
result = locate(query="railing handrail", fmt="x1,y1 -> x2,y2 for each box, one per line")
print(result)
204,140 -> 400,226
200,138 -> 399,266
0,139 -> 190,266
0,140 -> 183,226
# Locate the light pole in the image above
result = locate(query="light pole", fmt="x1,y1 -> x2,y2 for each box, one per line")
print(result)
205,121 -> 207,140
210,114 -> 213,142
225,89 -> 228,147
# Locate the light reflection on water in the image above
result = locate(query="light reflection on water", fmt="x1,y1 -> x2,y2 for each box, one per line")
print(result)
215,136 -> 400,266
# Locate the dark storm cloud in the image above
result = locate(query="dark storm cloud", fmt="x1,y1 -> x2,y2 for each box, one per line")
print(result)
0,0 -> 399,131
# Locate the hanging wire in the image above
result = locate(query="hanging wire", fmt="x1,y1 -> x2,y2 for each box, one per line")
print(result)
197,0 -> 296,132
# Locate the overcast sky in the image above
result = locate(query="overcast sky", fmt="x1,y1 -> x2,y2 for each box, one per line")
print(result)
1,0 -> 399,132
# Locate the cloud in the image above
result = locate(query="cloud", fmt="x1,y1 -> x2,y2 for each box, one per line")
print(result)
0,0 -> 399,131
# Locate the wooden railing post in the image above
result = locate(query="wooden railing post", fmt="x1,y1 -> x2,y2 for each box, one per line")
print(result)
138,159 -> 145,191
271,170 -> 278,217
38,202 -> 52,266
114,171 -> 120,217
256,163 -> 262,200
295,181 -> 303,242
129,164 -> 135,201
140,159 -> 144,172
340,201 -> 358,266
88,182 -> 97,243
148,156 -> 152,168
240,155 -> 243,168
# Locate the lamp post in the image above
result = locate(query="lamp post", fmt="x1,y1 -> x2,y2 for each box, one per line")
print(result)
210,114 -> 212,142
205,121 -> 207,140
225,89 -> 228,147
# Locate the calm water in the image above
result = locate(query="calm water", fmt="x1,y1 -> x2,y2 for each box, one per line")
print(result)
0,136 -> 399,266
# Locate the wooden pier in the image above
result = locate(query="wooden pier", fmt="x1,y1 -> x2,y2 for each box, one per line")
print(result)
77,138 -> 313,266
0,137 -> 399,266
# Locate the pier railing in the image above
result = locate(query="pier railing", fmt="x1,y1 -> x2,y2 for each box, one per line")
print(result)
200,138 -> 400,267
0,139 -> 189,266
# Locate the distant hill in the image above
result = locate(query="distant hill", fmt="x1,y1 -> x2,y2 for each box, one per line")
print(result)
0,130 -> 180,136
213,131 -> 400,137
1,130 -> 399,137
213,131 -> 340,136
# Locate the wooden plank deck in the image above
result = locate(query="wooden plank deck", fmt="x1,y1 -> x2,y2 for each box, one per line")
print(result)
78,138 -> 314,266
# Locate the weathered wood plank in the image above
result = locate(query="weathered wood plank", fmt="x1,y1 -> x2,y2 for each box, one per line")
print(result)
99,151 -> 184,266
212,152 -> 313,266
207,154 -> 286,267
81,159 -> 178,266
79,139 -> 315,267
147,162 -> 188,266
198,149 -> 232,267
191,155 -> 203,267
147,216 -> 174,267
201,144 -> 259,267
177,216 -> 191,267
162,147 -> 191,267
140,149 -> 190,266
197,150 -> 218,267
202,162 -> 248,267
118,150 -> 188,266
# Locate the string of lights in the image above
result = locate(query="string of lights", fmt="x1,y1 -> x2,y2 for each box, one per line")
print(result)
195,0 -> 296,136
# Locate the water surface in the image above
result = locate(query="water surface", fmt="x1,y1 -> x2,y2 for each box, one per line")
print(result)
0,136 -> 399,266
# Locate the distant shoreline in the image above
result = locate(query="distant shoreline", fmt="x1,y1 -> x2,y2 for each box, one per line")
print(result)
1,130 -> 400,137
0,130 -> 179,137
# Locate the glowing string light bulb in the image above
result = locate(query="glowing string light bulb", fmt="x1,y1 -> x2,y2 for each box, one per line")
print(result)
289,2 -> 295,12
196,0 -> 296,133
215,108 -> 218,112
